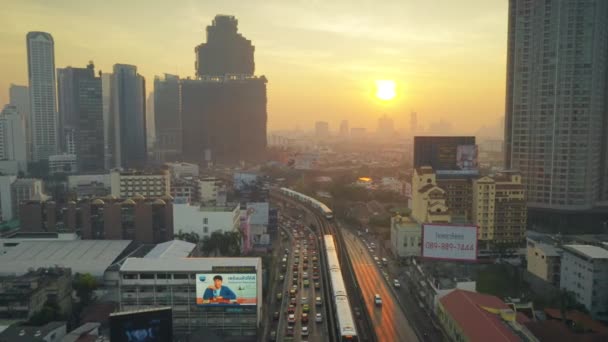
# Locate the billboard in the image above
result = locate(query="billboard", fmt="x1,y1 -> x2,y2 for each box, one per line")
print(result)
196,273 -> 257,306
422,224 -> 478,261
456,145 -> 478,170
110,307 -> 172,342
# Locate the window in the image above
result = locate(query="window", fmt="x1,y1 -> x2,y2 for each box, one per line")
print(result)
203,218 -> 208,224
174,274 -> 188,279
140,274 -> 154,280
203,226 -> 208,233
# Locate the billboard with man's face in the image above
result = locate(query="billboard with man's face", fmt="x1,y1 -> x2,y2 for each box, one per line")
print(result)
196,273 -> 257,306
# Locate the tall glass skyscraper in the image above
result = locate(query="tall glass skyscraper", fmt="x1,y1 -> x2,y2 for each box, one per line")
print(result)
110,64 -> 147,169
505,0 -> 608,212
26,31 -> 58,161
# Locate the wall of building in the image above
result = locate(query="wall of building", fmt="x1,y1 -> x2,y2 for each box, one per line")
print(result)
173,203 -> 240,238
390,215 -> 421,258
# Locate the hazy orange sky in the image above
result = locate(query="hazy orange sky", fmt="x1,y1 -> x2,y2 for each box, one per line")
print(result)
1,0 -> 507,136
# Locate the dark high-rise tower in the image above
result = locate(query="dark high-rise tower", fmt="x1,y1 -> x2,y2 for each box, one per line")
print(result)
182,15 -> 267,165
505,0 -> 608,213
110,64 -> 147,169
154,74 -> 181,162
195,15 -> 255,77
56,63 -> 104,172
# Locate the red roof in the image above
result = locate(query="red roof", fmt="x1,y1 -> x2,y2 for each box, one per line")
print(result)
440,289 -> 521,342
525,320 -> 608,342
544,308 -> 608,334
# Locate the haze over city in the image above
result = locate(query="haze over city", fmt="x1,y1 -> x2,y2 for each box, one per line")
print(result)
1,0 -> 507,136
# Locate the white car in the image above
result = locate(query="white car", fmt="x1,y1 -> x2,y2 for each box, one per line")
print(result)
301,326 -> 309,336
301,297 -> 308,304
374,294 -> 383,306
287,314 -> 296,324
315,313 -> 323,323
393,279 -> 401,288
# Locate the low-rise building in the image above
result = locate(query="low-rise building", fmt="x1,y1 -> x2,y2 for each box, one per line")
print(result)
173,203 -> 240,238
170,177 -> 198,203
390,214 -> 421,258
118,257 -> 262,340
0,175 -> 17,221
165,162 -> 199,179
110,170 -> 170,198
48,154 -> 77,175
0,268 -> 72,320
526,238 -> 562,286
560,244 -> 608,321
11,178 -> 47,218
67,174 -> 111,199
411,167 -> 451,223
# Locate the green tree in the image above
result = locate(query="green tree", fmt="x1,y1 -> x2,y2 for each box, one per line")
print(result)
28,300 -> 63,326
73,273 -> 98,305
200,236 -> 213,256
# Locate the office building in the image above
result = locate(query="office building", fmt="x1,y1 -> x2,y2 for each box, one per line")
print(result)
56,62 -> 104,172
195,15 -> 255,77
436,176 -> 474,222
48,153 -> 77,174
27,31 -> 58,161
102,73 -> 112,169
560,245 -> 608,321
110,170 -> 170,198
67,174 -> 111,199
410,111 -> 417,134
472,171 -> 527,246
109,64 -> 147,169
315,121 -> 329,138
173,202 -> 240,238
411,167 -> 451,223
339,120 -> 349,136
11,178 -> 46,218
154,74 -> 181,162
526,238 -> 562,286
8,84 -> 30,160
505,1 -> 608,211
181,76 -> 267,164
413,136 -> 476,171
165,162 -> 199,179
0,105 -> 27,172
119,257 -> 262,339
0,267 -> 72,320
390,214 -> 421,258
0,322 -> 67,342
0,176 -> 17,221
377,114 -> 394,137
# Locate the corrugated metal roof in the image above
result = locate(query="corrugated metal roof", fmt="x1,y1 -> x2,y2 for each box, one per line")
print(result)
564,244 -> 608,259
0,240 -> 132,277
120,257 -> 261,272
144,240 -> 196,259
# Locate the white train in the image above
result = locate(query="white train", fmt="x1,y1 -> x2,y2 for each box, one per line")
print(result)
278,187 -> 333,219
324,235 -> 358,342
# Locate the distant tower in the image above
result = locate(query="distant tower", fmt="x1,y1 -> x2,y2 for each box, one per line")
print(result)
377,114 -> 394,137
339,120 -> 349,137
26,31 -> 58,161
9,84 -> 30,160
315,121 -> 329,138
410,111 -> 417,135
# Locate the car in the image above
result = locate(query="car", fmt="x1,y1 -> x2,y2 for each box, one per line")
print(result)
302,304 -> 310,313
315,313 -> 323,323
382,257 -> 388,265
287,305 -> 296,314
289,289 -> 296,297
277,293 -> 283,301
312,273 -> 320,280
292,279 -> 298,286
269,330 -> 277,341
279,274 -> 284,281
290,297 -> 297,305
301,296 -> 308,304
287,313 -> 296,324
301,313 -> 309,323
303,279 -> 310,287
314,282 -> 320,289
286,328 -> 295,337
303,264 -> 308,270
315,296 -> 322,306
273,311 -> 280,320
301,326 -> 309,337
292,265 -> 298,271
393,279 -> 401,288
373,256 -> 379,262
374,294 -> 383,306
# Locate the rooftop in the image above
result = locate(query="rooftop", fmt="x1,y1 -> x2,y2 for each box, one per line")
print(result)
563,244 -> 608,260
144,240 -> 196,259
0,240 -> 132,277
440,289 -> 528,342
0,321 -> 66,342
120,257 -> 261,272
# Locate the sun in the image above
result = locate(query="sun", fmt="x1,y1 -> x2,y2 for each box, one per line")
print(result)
375,80 -> 396,101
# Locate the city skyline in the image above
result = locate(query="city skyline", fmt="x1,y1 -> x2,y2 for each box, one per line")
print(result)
1,0 -> 507,135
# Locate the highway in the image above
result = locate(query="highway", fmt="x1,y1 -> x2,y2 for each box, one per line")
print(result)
342,228 -> 419,342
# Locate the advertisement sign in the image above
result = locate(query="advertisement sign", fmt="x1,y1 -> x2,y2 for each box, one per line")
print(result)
110,307 -> 172,342
196,273 -> 257,306
422,224 -> 478,261
456,145 -> 478,170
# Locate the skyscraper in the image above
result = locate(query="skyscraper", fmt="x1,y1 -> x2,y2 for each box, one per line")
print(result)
410,111 -> 417,135
101,73 -> 112,169
57,62 -> 104,172
182,15 -> 267,165
315,121 -> 329,138
154,74 -> 181,162
377,114 -> 394,137
195,15 -> 255,77
339,120 -> 349,137
110,64 -> 147,169
9,85 -> 30,160
26,31 -> 58,161
0,105 -> 27,172
505,0 -> 608,212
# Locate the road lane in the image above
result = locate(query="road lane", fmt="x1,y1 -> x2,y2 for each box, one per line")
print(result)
342,229 -> 419,342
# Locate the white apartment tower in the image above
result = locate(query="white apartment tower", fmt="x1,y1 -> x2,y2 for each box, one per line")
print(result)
26,32 -> 58,161
0,105 -> 27,173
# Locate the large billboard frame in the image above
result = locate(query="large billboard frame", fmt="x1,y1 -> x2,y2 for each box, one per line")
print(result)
421,223 -> 478,262
109,307 -> 173,342
195,273 -> 257,306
